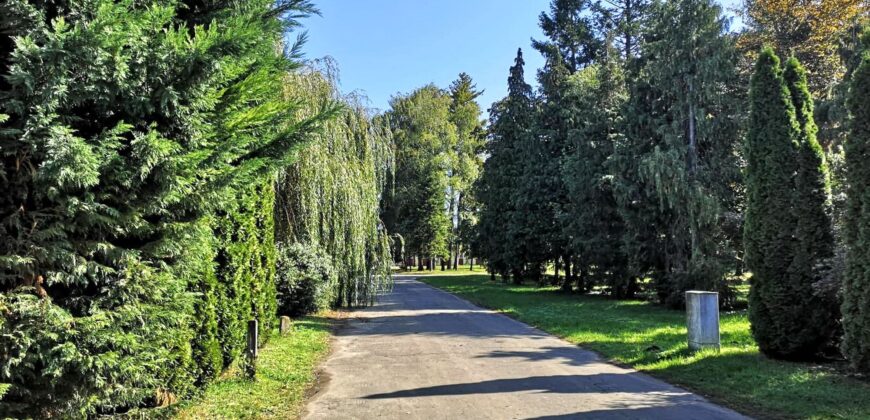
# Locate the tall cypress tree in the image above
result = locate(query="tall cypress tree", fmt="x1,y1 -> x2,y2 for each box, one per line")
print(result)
745,47 -> 817,359
843,50 -> 870,372
783,56 -> 839,351
476,49 -> 535,281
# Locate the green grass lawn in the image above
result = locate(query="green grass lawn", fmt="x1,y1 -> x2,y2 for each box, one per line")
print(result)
418,274 -> 870,420
172,316 -> 332,419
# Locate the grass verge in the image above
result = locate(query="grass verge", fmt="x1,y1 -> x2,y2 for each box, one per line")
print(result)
172,316 -> 332,419
418,274 -> 870,420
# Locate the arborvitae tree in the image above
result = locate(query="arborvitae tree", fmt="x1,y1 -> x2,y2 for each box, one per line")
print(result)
843,49 -> 870,372
382,85 -> 455,269
783,56 -> 839,350
628,0 -> 741,307
746,47 -> 825,359
0,0 -> 327,415
447,74 -> 485,269
476,49 -> 536,281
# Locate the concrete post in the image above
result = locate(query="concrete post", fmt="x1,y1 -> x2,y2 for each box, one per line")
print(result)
280,316 -> 292,335
685,291 -> 720,351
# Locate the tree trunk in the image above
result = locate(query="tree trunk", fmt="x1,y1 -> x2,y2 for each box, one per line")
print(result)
560,256 -> 573,292
418,255 -> 424,271
453,245 -> 460,269
469,258 -> 474,271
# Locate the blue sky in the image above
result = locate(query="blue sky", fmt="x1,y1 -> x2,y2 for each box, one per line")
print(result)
300,0 -> 743,113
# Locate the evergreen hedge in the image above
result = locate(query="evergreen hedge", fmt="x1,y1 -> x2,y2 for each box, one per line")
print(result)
843,49 -> 870,372
0,0 -> 325,416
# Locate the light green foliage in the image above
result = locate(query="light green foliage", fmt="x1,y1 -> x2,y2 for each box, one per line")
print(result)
214,180 -> 279,366
843,49 -> 870,372
0,0 -> 325,415
276,242 -> 337,317
382,85 -> 456,264
277,64 -> 393,308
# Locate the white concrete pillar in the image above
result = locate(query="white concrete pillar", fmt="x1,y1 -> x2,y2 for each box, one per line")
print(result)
686,291 -> 720,351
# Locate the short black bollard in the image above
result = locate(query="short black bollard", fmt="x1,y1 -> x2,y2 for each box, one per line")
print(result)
245,319 -> 258,379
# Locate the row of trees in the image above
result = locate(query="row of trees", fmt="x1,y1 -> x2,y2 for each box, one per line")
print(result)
474,0 -> 869,368
0,1 -> 392,416
381,75 -> 485,270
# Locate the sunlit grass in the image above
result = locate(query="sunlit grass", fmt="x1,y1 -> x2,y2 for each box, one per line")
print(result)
171,316 -> 332,419
420,274 -> 870,420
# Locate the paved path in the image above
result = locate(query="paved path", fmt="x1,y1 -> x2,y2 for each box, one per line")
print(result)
303,276 -> 748,420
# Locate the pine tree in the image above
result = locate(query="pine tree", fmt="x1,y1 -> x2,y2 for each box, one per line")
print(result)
745,47 -> 819,359
447,74 -> 485,269
843,49 -> 870,372
476,49 -> 536,281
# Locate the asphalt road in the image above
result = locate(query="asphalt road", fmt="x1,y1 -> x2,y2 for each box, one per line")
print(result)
303,276 -> 748,420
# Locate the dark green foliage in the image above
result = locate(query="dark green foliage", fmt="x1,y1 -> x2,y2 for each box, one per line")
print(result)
475,49 -> 537,281
613,0 -> 741,307
746,48 -> 833,359
0,0 -> 324,415
783,56 -> 840,349
561,55 -> 631,296
276,242 -> 336,317
843,50 -> 870,372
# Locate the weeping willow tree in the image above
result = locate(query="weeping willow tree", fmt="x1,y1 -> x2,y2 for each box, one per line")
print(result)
276,62 -> 393,307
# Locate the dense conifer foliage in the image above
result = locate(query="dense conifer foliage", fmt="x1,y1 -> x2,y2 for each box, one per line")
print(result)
475,49 -> 537,281
843,45 -> 870,372
745,48 -> 834,359
0,0 -> 330,415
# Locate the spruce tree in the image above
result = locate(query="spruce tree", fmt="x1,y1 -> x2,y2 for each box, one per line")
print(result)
745,47 -> 819,359
561,50 -> 631,296
532,0 -> 602,287
476,49 -> 535,281
843,50 -> 870,372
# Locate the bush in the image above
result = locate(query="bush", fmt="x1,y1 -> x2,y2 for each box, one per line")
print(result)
213,180 -> 279,367
0,259 -> 195,417
276,243 -> 336,317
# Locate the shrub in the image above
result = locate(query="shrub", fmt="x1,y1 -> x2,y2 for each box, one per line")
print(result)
276,243 -> 336,317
